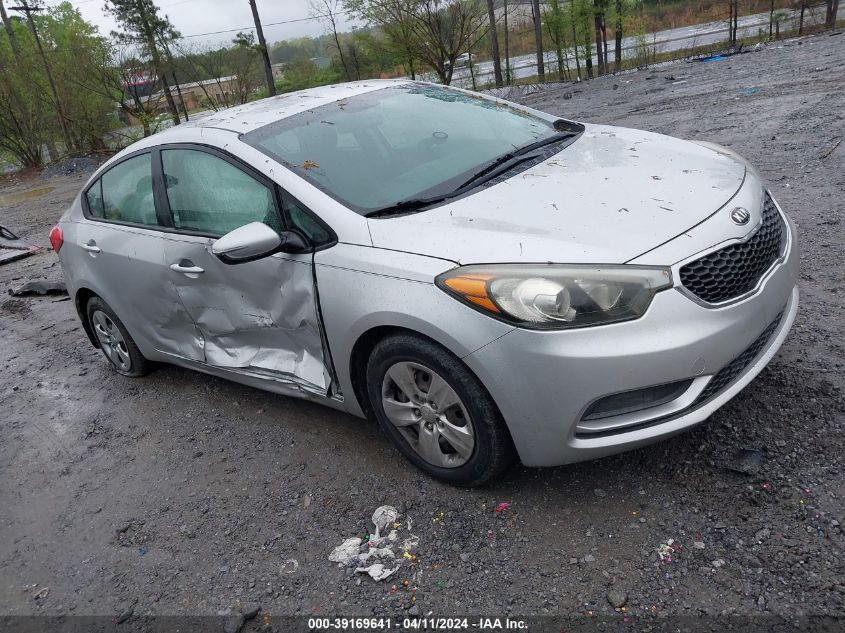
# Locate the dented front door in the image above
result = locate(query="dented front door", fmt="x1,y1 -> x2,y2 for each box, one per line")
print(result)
157,145 -> 329,393
164,237 -> 329,392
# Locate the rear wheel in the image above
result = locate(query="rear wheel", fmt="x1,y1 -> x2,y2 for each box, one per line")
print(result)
86,297 -> 151,377
366,334 -> 515,486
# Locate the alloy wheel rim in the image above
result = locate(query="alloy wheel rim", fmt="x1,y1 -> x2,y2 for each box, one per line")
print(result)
381,361 -> 475,468
91,310 -> 132,372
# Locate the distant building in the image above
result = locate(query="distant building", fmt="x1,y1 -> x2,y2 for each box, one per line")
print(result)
124,76 -> 241,125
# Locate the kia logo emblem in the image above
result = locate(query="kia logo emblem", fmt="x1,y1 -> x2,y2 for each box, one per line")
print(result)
730,207 -> 751,225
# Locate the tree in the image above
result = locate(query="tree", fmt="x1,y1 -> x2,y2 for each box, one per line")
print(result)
350,0 -> 486,85
614,0 -> 624,71
105,0 -> 181,126
502,0 -> 510,83
311,0 -> 351,80
248,0 -> 275,96
544,0 -> 568,80
0,0 -> 20,57
797,0 -> 807,34
826,0 -> 839,28
485,0 -> 502,86
345,0 -> 419,79
531,0 -> 544,81
727,0 -> 738,46
593,0 -> 608,75
0,1 -> 115,165
573,0 -> 594,78
232,32 -> 262,102
9,0 -> 73,149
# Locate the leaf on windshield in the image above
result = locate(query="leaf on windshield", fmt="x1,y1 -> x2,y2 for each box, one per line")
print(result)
301,160 -> 320,170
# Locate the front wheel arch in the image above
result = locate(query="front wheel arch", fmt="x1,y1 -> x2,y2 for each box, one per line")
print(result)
349,325 -> 516,438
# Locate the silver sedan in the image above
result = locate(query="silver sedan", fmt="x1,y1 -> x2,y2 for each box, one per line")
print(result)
51,80 -> 798,485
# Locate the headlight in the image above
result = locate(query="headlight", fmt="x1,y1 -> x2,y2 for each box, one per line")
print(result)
435,264 -> 673,329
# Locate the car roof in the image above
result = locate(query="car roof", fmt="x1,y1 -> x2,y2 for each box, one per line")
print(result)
156,78 -> 410,137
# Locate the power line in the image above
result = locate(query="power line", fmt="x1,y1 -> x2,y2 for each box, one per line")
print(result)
26,0 -> 352,42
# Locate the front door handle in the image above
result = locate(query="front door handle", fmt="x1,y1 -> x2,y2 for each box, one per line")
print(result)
170,262 -> 204,274
81,241 -> 101,253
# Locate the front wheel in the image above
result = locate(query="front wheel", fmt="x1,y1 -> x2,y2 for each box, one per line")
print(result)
366,334 -> 515,486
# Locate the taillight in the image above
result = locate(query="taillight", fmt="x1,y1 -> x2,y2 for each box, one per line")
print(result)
49,225 -> 63,253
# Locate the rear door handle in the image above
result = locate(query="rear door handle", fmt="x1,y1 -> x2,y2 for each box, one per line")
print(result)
170,263 -> 204,274
82,242 -> 100,253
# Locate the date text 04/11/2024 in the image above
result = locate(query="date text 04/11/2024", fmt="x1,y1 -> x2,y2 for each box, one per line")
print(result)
308,617 -> 529,630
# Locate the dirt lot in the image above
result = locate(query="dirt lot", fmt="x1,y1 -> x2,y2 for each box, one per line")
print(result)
1,32 -> 844,627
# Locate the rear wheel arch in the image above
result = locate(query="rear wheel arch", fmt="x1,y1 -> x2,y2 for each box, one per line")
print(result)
74,287 -> 100,348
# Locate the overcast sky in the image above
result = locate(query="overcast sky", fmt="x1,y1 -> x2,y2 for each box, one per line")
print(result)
38,0 -> 360,48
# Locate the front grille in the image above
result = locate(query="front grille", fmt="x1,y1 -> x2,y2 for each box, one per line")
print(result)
680,193 -> 785,304
693,311 -> 783,407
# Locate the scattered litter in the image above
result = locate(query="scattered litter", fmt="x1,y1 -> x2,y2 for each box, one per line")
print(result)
328,537 -> 362,565
328,505 -> 419,583
355,563 -> 398,582
433,511 -> 445,524
657,538 -> 680,563
138,546 -> 147,556
9,280 -> 67,297
727,447 -> 763,475
494,502 -> 511,513
739,87 -> 762,97
0,225 -> 42,265
371,505 -> 398,539
33,587 -> 49,600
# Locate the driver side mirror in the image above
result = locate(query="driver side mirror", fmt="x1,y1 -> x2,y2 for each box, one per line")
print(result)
211,222 -> 309,263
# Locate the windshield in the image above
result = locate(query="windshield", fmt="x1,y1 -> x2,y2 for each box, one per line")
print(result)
242,83 -> 574,214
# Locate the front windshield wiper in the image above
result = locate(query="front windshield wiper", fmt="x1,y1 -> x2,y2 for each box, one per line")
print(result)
366,132 -> 577,219
455,131 -> 577,191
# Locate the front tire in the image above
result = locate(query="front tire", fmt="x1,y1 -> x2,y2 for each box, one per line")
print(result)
366,334 -> 515,486
86,297 -> 151,377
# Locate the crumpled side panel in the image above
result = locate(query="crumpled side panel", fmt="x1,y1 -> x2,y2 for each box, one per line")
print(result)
166,240 -> 328,391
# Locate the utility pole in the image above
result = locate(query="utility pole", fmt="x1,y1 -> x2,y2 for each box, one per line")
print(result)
9,0 -> 73,150
0,0 -> 20,58
248,0 -> 276,97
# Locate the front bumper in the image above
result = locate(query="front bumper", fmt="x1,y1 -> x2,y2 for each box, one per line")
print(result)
463,209 -> 799,467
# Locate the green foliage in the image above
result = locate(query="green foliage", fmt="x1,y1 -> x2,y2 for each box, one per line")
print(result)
276,58 -> 344,93
0,2 -> 115,167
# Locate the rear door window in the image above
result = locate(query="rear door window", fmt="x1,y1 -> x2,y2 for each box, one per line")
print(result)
98,153 -> 159,226
162,149 -> 281,236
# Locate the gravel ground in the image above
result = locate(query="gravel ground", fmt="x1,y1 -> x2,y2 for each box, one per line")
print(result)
1,32 -> 843,627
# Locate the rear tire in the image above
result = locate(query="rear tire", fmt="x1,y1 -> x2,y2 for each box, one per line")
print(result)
366,334 -> 515,486
86,297 -> 151,377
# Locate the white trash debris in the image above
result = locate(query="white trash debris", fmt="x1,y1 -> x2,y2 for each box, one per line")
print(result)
356,563 -> 399,582
357,547 -> 396,565
328,537 -> 362,565
371,505 -> 398,539
329,505 -> 419,582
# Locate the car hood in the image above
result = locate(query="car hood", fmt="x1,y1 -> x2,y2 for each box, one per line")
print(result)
366,124 -> 746,265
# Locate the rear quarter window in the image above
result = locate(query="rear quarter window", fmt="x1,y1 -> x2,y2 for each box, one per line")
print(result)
85,180 -> 105,218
